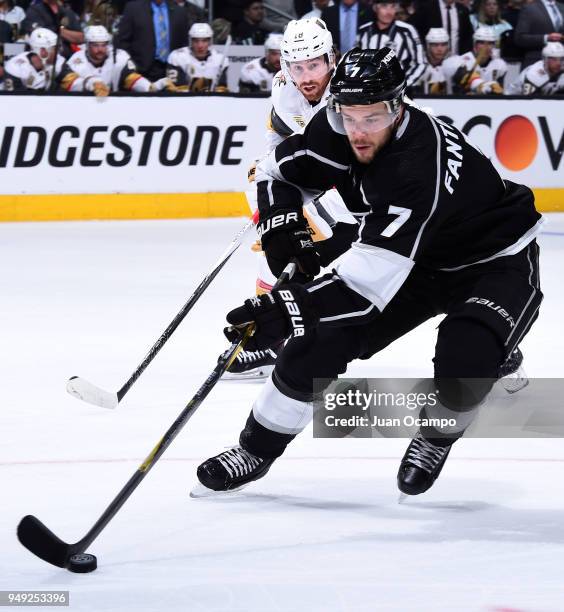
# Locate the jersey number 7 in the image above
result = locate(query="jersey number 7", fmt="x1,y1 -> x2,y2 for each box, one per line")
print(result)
381,205 -> 412,238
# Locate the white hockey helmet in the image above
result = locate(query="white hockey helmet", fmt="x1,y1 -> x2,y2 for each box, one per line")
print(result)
473,26 -> 497,44
281,18 -> 334,64
29,28 -> 58,55
85,25 -> 111,44
425,27 -> 449,45
265,33 -> 283,52
189,22 -> 213,40
542,41 -> 564,59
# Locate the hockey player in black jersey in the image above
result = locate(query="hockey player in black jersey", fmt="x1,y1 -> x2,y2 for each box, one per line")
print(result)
195,47 -> 543,497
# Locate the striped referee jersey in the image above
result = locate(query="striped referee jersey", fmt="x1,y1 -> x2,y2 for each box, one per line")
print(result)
356,20 -> 426,88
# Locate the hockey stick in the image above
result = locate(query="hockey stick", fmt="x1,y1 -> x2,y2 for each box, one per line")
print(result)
49,11 -> 67,92
214,34 -> 231,90
67,210 -> 259,409
17,262 -> 296,572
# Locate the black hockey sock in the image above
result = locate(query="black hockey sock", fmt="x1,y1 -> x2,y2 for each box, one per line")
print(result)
239,410 -> 296,459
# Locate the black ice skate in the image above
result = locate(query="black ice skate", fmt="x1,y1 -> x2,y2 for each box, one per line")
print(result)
397,433 -> 452,496
221,345 -> 279,380
191,445 -> 275,497
498,347 -> 528,394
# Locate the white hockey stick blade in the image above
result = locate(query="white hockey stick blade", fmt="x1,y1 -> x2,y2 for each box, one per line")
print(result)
189,482 -> 249,498
66,376 -> 119,409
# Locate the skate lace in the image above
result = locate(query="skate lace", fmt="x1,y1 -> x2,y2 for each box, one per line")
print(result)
406,435 -> 448,474
235,348 -> 277,364
217,446 -> 263,479
236,349 -> 266,364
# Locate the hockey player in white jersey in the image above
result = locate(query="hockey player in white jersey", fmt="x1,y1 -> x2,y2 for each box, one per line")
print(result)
224,18 -> 358,379
414,28 -> 450,95
442,26 -> 507,95
167,22 -> 229,92
239,33 -> 283,93
507,42 -> 564,95
60,26 -> 173,96
2,28 -> 64,91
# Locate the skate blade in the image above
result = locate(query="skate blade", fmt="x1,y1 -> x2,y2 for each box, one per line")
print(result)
221,365 -> 274,381
189,482 -> 249,498
397,493 -> 409,505
500,367 -> 529,394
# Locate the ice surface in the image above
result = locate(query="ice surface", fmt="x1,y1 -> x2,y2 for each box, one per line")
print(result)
1,214 -> 563,611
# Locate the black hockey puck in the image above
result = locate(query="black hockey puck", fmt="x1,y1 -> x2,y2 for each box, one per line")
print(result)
67,553 -> 97,573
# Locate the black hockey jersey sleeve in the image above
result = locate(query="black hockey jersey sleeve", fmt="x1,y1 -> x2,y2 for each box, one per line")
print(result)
256,112 -> 380,326
256,110 -> 352,219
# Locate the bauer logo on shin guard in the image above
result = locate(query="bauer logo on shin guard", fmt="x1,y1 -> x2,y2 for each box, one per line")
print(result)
278,289 -> 305,337
257,212 -> 300,238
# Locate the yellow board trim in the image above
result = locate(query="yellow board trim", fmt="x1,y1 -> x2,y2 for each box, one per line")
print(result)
0,188 -> 562,222
0,192 -> 251,222
533,189 -> 564,213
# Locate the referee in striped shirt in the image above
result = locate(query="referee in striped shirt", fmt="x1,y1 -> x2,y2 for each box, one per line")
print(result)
357,1 -> 426,89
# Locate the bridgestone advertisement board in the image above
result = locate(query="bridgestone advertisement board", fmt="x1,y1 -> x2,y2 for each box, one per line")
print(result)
0,94 -> 561,219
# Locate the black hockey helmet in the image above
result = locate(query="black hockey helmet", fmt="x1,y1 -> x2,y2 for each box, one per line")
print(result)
327,47 -> 406,135
330,47 -> 406,105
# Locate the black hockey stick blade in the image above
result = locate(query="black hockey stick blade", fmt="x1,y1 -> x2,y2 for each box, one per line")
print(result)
17,515 -> 77,568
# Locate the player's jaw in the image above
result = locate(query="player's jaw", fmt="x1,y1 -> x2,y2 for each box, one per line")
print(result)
298,73 -> 331,102
348,127 -> 393,163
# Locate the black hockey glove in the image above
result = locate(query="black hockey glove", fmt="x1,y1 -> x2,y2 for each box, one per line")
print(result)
258,209 -> 320,283
224,284 -> 319,351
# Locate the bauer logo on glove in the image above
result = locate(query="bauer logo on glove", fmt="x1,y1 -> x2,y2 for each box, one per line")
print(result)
224,285 -> 318,351
257,209 -> 321,281
256,211 -> 300,239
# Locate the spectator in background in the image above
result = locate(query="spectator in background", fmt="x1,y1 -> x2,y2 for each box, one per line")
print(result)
357,1 -> 426,88
0,0 -> 26,38
502,0 -> 529,29
471,0 -> 513,39
233,0 -> 269,44
22,0 -> 84,58
411,0 -> 474,54
443,25 -> 507,92
116,0 -> 189,80
239,31 -> 281,91
515,0 -> 563,67
507,39 -> 564,91
302,0 -> 333,20
321,0 -> 371,54
83,0 -> 120,34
